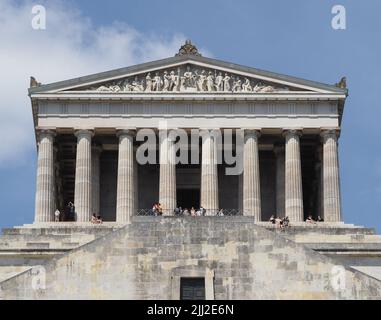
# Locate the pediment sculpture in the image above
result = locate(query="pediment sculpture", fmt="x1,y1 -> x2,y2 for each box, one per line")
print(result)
81,65 -> 292,94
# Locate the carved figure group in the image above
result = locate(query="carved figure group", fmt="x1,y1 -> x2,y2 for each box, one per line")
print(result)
94,66 -> 284,93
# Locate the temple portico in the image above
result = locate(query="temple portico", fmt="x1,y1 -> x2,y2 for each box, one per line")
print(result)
33,126 -> 342,223
30,40 -> 346,225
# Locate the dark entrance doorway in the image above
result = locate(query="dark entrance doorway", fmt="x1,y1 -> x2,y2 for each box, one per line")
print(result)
177,189 -> 200,209
180,277 -> 205,300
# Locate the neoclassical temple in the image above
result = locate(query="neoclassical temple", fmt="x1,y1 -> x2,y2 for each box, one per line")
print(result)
30,40 -> 347,224
4,40 -> 381,301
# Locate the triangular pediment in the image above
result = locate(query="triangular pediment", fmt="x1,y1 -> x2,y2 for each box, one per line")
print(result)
29,47 -> 347,96
66,62 -> 311,94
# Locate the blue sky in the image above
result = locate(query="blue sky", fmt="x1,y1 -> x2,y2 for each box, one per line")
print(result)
0,0 -> 380,231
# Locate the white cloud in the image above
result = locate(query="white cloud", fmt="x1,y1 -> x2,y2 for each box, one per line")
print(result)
0,0 -> 188,167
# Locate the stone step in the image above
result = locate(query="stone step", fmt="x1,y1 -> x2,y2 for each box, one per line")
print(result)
0,233 -> 96,250
0,266 -> 32,282
0,224 -> 121,253
2,223 -> 121,236
292,234 -> 381,244
305,242 -> 381,251
260,223 -> 376,235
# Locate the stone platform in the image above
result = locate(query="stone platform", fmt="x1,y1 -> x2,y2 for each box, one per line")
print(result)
0,217 -> 381,299
0,223 -> 122,283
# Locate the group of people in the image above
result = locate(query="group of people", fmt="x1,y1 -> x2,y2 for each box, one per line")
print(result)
269,215 -> 290,229
305,215 -> 324,224
151,203 -> 164,215
53,202 -> 103,224
174,206 -> 207,217
149,204 -> 234,216
149,204 -> 209,216
269,214 -> 325,229
53,201 -> 75,222
91,213 -> 103,224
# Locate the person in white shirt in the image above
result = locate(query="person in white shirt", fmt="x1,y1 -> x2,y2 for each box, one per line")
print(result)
54,209 -> 60,222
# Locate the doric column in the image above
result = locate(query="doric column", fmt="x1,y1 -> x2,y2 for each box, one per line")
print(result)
74,129 -> 93,222
201,129 -> 219,215
242,129 -> 261,220
34,130 -> 56,222
91,144 -> 102,216
274,145 -> 285,218
321,129 -> 342,222
116,129 -> 136,223
283,129 -> 304,222
159,129 -> 177,215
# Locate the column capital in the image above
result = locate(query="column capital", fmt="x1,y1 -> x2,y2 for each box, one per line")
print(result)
320,128 -> 340,140
36,128 -> 56,140
282,128 -> 303,138
199,129 -> 222,144
167,128 -> 181,142
243,128 -> 261,138
74,129 -> 94,139
116,127 -> 136,138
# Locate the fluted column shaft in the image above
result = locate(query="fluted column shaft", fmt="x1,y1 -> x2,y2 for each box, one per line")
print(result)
321,130 -> 342,222
91,145 -> 102,216
159,130 -> 177,215
274,145 -> 285,218
284,130 -> 304,222
201,130 -> 219,215
34,130 -> 56,222
116,130 -> 136,223
74,130 -> 93,222
243,130 -> 261,220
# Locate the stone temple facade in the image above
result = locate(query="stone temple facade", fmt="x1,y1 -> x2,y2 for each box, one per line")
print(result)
1,41 -> 381,299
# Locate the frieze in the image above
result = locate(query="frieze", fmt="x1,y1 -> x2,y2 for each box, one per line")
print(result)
75,65 -> 294,94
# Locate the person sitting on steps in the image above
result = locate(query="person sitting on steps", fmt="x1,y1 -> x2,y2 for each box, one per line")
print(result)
91,213 -> 98,224
306,215 -> 317,225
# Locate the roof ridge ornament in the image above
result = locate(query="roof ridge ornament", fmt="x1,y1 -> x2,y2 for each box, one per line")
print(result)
335,76 -> 346,89
30,76 -> 41,87
175,39 -> 202,57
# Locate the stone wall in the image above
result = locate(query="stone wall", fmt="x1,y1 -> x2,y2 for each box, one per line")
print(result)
1,217 -> 380,300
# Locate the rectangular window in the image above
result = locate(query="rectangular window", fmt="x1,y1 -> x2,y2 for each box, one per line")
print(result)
180,277 -> 205,300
